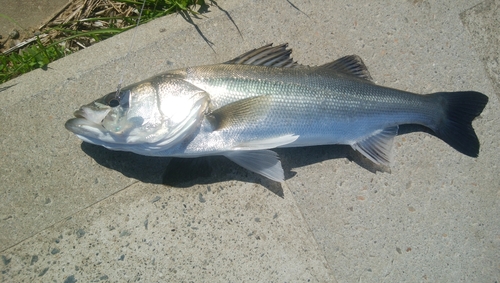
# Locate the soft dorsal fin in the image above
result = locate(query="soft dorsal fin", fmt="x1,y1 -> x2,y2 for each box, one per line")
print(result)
319,55 -> 373,81
224,43 -> 298,68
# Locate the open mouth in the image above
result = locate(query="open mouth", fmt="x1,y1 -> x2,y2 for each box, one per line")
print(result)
65,106 -> 131,141
65,105 -> 111,136
64,117 -> 102,134
73,109 -> 87,119
72,106 -> 111,124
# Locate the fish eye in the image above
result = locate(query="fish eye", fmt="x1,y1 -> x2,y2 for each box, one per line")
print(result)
103,92 -> 120,107
103,90 -> 130,108
108,99 -> 120,107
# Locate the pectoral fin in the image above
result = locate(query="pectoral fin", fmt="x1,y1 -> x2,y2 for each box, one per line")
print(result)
224,150 -> 285,182
351,126 -> 399,166
209,95 -> 271,130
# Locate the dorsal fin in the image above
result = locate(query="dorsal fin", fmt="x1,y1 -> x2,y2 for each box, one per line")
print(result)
319,55 -> 373,81
224,43 -> 298,68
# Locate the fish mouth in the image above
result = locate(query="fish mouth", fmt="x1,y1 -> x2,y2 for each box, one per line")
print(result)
65,117 -> 104,135
65,106 -> 111,136
65,117 -> 125,150
71,106 -> 111,125
66,107 -> 132,146
73,109 -> 87,119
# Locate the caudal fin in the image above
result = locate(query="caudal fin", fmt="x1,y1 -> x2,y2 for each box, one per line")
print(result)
432,91 -> 488,157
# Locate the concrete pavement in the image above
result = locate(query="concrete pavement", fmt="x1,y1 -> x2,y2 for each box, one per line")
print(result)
1,0 -> 499,282
0,0 -> 71,48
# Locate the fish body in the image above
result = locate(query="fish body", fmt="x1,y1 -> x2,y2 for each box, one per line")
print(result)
65,44 -> 488,181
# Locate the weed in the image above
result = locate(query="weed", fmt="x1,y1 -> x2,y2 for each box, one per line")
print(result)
0,0 -> 207,84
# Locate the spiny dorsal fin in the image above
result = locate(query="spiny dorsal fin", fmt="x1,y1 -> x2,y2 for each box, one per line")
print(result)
224,43 -> 298,67
319,55 -> 373,81
209,95 -> 272,130
351,126 -> 399,166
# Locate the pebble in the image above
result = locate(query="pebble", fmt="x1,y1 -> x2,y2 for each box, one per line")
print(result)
9,29 -> 19,39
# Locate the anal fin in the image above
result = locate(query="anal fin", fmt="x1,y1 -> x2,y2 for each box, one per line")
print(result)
351,126 -> 399,166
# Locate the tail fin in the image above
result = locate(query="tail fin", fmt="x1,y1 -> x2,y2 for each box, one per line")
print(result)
431,91 -> 488,157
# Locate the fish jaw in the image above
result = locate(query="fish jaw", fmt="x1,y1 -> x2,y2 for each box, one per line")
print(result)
65,99 -> 127,145
64,117 -> 131,147
73,103 -> 110,125
65,97 -> 137,146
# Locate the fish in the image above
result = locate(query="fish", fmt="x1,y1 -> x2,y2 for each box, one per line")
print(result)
65,43 -> 488,182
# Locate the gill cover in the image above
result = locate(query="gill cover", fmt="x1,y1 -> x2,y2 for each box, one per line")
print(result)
132,78 -> 211,153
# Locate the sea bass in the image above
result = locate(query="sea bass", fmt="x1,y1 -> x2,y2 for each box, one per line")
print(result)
65,44 -> 488,182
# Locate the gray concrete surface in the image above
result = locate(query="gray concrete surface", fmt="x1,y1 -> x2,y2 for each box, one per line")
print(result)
461,0 -> 500,100
1,0 -> 499,282
0,0 -> 70,43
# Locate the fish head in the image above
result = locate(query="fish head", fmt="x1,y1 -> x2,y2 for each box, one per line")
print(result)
65,78 -> 210,154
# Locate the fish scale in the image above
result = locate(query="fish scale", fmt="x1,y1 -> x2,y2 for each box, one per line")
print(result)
182,64 -> 435,142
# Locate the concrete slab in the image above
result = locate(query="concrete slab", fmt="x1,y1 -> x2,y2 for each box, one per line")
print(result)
0,0 -> 70,44
1,182 -> 333,282
1,0 -> 499,282
461,0 -> 500,100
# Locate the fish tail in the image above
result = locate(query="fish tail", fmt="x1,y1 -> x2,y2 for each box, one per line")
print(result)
431,91 -> 488,157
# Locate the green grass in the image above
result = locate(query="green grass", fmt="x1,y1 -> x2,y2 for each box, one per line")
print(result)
0,0 -> 207,84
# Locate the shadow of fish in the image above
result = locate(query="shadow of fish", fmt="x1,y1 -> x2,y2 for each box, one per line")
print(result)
65,44 -> 488,182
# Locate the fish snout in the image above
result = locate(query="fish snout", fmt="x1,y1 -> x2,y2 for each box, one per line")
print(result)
72,106 -> 111,125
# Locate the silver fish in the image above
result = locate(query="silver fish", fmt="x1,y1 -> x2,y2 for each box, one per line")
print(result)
65,44 -> 488,182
